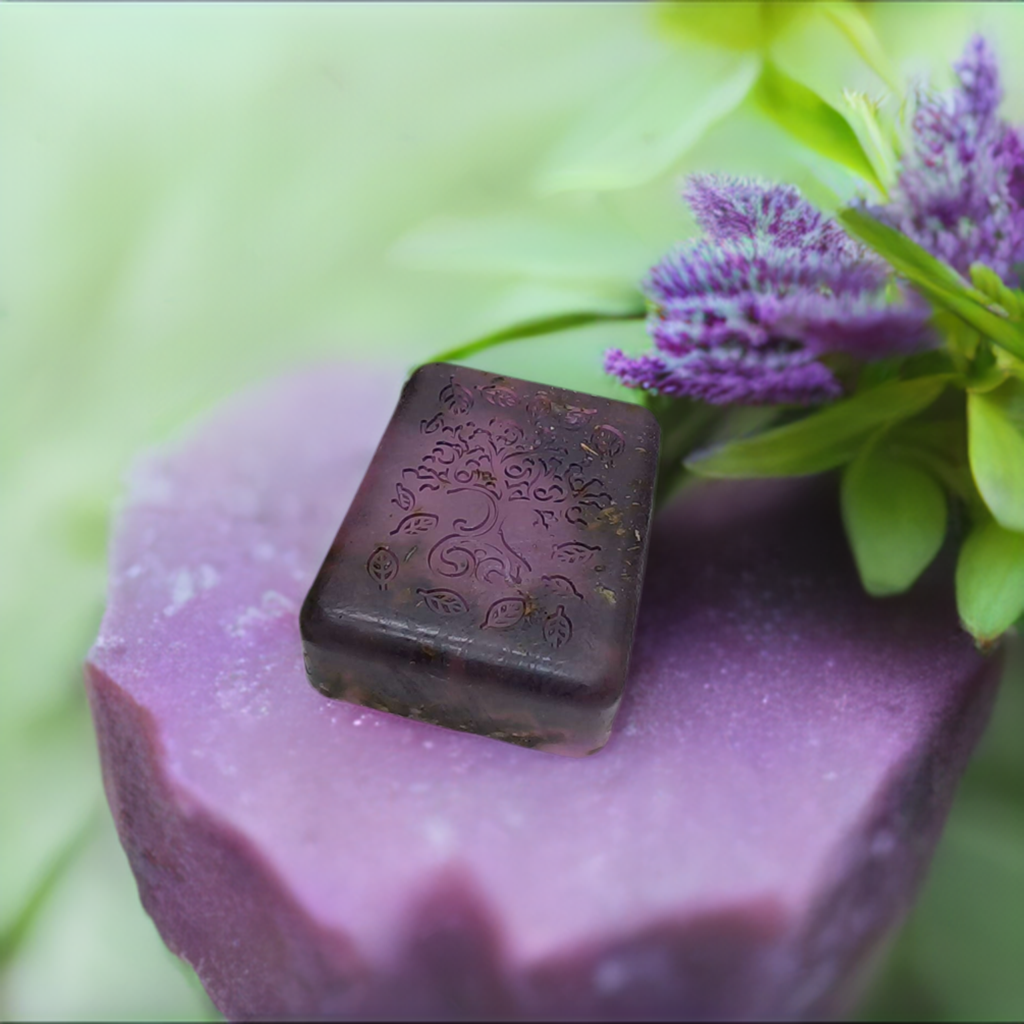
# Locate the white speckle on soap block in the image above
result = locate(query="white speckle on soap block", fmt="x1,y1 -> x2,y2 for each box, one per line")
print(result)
227,590 -> 296,637
199,564 -> 220,590
94,634 -> 127,656
164,568 -> 195,616
164,564 -> 218,616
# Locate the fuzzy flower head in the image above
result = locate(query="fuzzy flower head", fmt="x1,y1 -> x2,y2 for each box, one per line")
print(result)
878,35 -> 1024,283
606,176 -> 932,405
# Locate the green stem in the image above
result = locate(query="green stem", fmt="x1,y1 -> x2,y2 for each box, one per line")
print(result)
429,307 -> 646,366
650,401 -> 785,508
650,398 -> 724,508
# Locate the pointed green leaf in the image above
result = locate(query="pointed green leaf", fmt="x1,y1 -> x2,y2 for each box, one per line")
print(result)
687,376 -> 948,478
840,207 -> 990,304
536,47 -> 760,194
842,90 -> 897,193
933,288 -> 1024,362
841,449 -> 946,596
839,209 -> 1024,361
970,262 -> 1023,321
968,387 -> 1024,532
956,519 -> 1024,644
425,307 -> 645,367
752,61 -> 882,192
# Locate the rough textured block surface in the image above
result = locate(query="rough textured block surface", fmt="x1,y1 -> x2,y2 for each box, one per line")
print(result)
300,362 -> 659,756
85,363 -> 1000,1021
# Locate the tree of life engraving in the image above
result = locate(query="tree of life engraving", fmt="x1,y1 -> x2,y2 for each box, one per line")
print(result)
367,375 -> 630,649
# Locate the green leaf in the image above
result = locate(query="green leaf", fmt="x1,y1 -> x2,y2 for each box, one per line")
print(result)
839,209 -> 1024,361
968,386 -> 1024,532
839,207 -> 990,304
933,308 -> 982,364
932,289 -> 1024,363
535,47 -> 760,194
686,376 -> 948,478
965,341 -> 1008,394
425,307 -> 645,366
819,2 -> 900,91
841,448 -> 947,596
970,262 -> 1023,321
956,519 -> 1024,644
842,90 -> 898,194
752,61 -> 883,192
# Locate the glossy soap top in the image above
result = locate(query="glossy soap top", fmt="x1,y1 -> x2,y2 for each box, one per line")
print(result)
300,362 -> 659,755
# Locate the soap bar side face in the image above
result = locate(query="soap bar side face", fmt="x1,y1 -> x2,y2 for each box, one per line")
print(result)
300,363 -> 659,755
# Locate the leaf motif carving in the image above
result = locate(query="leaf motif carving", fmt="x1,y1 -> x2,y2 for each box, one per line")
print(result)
543,605 -> 573,648
541,574 -> 583,600
418,588 -> 468,616
552,541 -> 601,565
393,483 -> 415,511
391,512 -> 440,536
366,547 -> 399,589
563,405 -> 597,429
481,383 -> 518,407
440,379 -> 474,416
480,596 -> 526,630
527,393 -> 554,421
591,424 -> 626,462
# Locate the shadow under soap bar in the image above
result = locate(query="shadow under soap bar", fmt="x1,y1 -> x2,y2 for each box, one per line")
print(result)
300,363 -> 660,755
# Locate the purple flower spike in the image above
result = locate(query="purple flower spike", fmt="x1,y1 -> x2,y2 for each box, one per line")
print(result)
955,34 -> 1002,120
876,35 -> 1024,284
604,344 -> 842,406
684,175 -> 859,257
608,177 -> 932,406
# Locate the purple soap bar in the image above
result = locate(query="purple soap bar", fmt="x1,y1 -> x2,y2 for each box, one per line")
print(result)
300,363 -> 659,756
85,364 -> 1001,1021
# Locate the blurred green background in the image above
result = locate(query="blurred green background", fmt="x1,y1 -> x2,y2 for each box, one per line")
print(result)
1,4 -> 1022,1020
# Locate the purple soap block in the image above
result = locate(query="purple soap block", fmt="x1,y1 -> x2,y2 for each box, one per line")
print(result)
85,364 -> 1001,1021
300,363 -> 659,756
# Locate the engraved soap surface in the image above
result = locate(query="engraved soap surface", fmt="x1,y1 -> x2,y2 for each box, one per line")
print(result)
300,363 -> 660,755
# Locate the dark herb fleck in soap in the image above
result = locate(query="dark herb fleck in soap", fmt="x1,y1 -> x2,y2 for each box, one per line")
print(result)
300,363 -> 660,756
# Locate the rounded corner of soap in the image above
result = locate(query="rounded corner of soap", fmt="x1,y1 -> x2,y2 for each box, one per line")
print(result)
407,361 -> 451,385
633,401 -> 662,443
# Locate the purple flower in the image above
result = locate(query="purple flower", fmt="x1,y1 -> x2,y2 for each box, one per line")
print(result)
875,35 -> 1024,284
606,176 -> 932,405
684,175 -> 859,257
